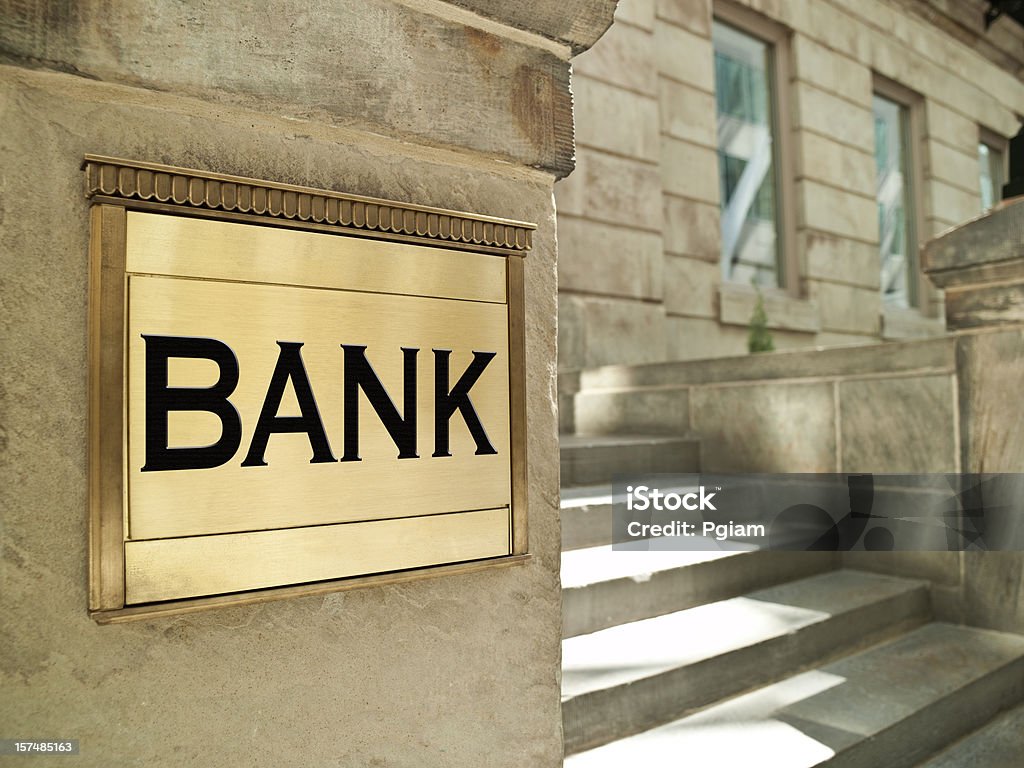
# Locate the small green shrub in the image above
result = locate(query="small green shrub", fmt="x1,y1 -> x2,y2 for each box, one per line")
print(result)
748,287 -> 775,354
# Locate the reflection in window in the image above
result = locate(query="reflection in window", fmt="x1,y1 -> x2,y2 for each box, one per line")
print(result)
979,142 -> 1004,212
873,94 -> 915,309
713,21 -> 781,289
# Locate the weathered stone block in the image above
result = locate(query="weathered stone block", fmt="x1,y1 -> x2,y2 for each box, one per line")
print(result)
581,297 -> 667,367
796,131 -> 876,200
792,35 -> 872,103
573,19 -> 658,95
559,295 -> 588,371
801,229 -> 881,289
557,216 -> 664,300
957,328 -> 1024,473
665,316 -> 748,360
809,280 -> 881,335
659,136 -> 719,203
839,375 -> 958,473
658,78 -> 716,148
665,255 -> 718,318
880,307 -> 946,340
655,0 -> 712,37
691,382 -> 838,472
655,21 -> 714,91
662,196 -> 720,260
614,0 -> 656,31
556,149 -> 662,231
574,76 -> 660,161
719,285 -> 821,333
575,388 -> 690,435
0,0 -> 579,176
798,180 -> 878,242
792,83 -> 874,152
924,198 -> 1024,277
924,101 -> 980,151
928,180 -> 981,227
925,141 -> 983,195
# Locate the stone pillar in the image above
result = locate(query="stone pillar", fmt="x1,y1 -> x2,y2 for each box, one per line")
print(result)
0,2 -> 614,766
923,200 -> 1024,633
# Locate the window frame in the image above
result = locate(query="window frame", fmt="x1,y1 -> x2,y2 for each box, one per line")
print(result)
872,75 -> 929,315
978,126 -> 1008,212
713,1 -> 798,297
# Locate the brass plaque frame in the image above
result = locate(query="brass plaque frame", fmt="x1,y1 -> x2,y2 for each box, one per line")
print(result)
85,156 -> 532,623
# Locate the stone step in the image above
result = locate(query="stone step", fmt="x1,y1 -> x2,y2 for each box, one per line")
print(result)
562,547 -> 838,638
565,622 -> 1024,767
560,485 -> 614,551
916,701 -> 1024,768
562,570 -> 930,756
559,434 -> 699,488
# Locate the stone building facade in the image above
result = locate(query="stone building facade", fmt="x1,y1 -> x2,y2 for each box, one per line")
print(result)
556,0 -> 1024,370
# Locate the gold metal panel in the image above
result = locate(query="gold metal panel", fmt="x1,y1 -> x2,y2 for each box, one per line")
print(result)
126,274 -> 511,539
87,205 -> 127,611
86,158 -> 531,620
125,211 -> 507,303
124,507 -> 511,604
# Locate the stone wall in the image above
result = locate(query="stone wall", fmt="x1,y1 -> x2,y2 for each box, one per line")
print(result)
556,0 -> 1024,369
0,2 -> 615,765
571,324 -> 1024,632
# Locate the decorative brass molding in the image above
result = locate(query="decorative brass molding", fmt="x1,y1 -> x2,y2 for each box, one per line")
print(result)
82,155 -> 534,253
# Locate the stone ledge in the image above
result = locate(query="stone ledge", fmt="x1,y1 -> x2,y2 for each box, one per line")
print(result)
718,285 -> 821,334
881,306 -> 947,340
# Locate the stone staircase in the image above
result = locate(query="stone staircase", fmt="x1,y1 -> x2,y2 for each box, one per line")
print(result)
558,438 -> 1024,767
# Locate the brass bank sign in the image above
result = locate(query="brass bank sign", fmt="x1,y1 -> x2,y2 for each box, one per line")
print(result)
85,157 -> 530,620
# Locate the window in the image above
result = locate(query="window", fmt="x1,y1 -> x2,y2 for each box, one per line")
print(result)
978,130 -> 1006,212
872,93 -> 917,309
713,19 -> 785,289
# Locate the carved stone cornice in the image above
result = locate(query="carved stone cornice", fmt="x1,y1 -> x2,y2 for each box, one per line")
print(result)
83,155 -> 534,253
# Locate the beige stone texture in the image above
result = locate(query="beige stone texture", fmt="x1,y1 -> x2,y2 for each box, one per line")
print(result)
795,131 -> 876,200
559,295 -> 588,371
0,0 -> 578,177
839,375 -> 959,473
925,140 -> 984,196
659,136 -> 720,204
580,297 -> 668,367
792,83 -> 875,152
655,0 -> 712,37
718,286 -> 821,334
558,216 -> 664,300
797,180 -> 877,242
801,230 -> 882,290
665,256 -> 718,318
665,316 -> 749,360
881,307 -> 947,340
574,388 -> 690,436
614,0 -> 656,31
792,36 -> 872,104
808,280 -> 882,336
662,197 -> 720,260
691,382 -> 838,472
655,21 -> 715,91
927,180 -> 983,226
957,328 -> 1024,474
924,101 -> 982,150
557,150 -> 663,232
0,58 -> 565,767
574,76 -> 660,162
658,78 -> 717,149
573,19 -> 657,96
